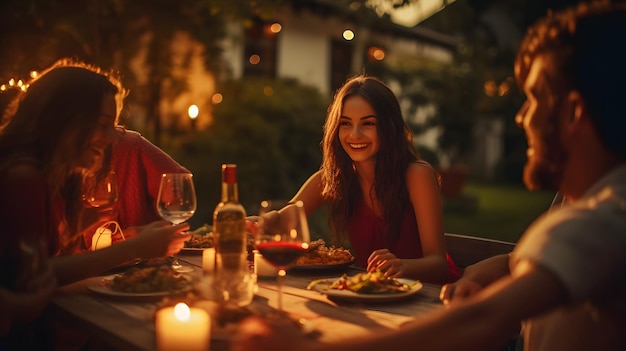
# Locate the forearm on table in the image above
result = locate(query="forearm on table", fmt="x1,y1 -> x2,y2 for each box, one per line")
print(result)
402,254 -> 449,282
462,254 -> 511,286
51,239 -> 140,285
310,287 -> 518,351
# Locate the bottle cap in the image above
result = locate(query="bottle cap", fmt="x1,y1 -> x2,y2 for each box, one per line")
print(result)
222,164 -> 237,184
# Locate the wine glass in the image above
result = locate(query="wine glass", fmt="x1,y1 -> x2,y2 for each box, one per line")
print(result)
255,200 -> 310,311
156,173 -> 197,273
82,171 -> 118,208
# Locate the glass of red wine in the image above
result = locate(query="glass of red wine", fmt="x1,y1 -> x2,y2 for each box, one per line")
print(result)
255,200 -> 310,311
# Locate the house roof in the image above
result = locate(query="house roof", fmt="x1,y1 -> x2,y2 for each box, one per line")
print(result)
290,0 -> 458,50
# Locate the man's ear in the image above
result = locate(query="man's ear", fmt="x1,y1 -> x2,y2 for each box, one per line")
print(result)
566,90 -> 586,125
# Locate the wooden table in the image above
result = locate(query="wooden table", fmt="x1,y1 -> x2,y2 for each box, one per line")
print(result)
50,254 -> 444,351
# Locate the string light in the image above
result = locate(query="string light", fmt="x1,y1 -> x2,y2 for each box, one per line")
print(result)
1,76 -> 31,93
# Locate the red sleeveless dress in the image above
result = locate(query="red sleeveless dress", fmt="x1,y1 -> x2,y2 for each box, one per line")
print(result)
346,201 -> 460,284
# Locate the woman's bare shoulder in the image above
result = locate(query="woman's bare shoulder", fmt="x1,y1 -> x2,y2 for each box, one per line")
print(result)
406,161 -> 439,186
407,161 -> 436,174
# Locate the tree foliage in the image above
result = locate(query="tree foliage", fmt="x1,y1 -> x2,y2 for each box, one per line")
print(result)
167,77 -> 329,228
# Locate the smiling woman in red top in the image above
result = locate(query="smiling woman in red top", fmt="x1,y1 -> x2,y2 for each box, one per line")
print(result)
266,75 -> 459,284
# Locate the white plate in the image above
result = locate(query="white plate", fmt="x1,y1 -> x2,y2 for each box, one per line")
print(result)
179,247 -> 208,255
310,278 -> 423,302
289,259 -> 355,272
87,274 -> 193,298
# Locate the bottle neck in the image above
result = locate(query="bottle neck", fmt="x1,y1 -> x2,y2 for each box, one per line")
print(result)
221,182 -> 239,203
220,164 -> 239,203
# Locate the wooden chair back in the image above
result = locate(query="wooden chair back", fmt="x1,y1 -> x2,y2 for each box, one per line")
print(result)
445,233 -> 516,269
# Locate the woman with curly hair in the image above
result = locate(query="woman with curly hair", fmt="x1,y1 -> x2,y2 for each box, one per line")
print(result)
0,59 -> 190,288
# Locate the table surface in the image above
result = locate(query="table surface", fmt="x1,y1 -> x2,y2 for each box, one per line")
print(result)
50,253 -> 444,351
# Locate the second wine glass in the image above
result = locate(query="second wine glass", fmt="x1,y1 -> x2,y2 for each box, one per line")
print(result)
255,200 -> 310,311
82,170 -> 118,208
156,173 -> 197,273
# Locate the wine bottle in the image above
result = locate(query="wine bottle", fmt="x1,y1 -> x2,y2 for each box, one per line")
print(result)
213,164 -> 247,271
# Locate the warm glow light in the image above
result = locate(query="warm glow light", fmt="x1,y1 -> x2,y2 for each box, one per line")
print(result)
343,30 -> 355,41
367,0 -> 457,27
0,85 -> 6,91
8,78 -> 15,87
369,47 -> 385,61
187,104 -> 199,119
211,93 -> 223,104
249,54 -> 261,65
91,228 -> 112,251
270,23 -> 282,33
263,86 -> 273,96
174,303 -> 191,321
202,247 -> 215,272
156,303 -> 210,351
484,80 -> 497,97
30,71 -> 38,79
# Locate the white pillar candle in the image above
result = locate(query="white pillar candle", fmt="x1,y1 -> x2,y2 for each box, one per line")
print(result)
155,302 -> 210,351
202,248 -> 216,273
254,250 -> 278,279
91,228 -> 112,251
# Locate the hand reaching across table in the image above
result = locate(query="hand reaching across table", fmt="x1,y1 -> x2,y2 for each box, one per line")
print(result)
439,254 -> 511,305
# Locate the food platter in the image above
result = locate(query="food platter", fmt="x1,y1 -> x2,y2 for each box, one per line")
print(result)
289,259 -> 355,272
308,277 -> 423,302
87,272 -> 193,298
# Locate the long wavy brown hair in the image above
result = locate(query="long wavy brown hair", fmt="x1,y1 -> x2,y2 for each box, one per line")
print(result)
320,75 -> 429,246
0,58 -> 126,254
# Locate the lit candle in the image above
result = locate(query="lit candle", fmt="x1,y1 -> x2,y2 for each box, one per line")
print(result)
254,250 -> 278,279
202,248 -> 216,273
155,302 -> 210,351
91,228 -> 112,251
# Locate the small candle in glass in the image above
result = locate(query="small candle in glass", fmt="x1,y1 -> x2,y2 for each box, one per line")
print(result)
202,247 -> 216,273
155,302 -> 210,351
91,228 -> 112,251
254,250 -> 278,279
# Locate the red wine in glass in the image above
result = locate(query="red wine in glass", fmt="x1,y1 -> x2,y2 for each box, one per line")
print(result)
255,242 -> 308,267
255,200 -> 310,311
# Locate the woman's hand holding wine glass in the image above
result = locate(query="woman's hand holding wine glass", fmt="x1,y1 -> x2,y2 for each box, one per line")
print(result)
156,173 -> 197,273
129,221 -> 190,258
254,200 -> 310,311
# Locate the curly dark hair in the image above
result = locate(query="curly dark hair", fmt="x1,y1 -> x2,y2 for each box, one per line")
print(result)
515,1 -> 626,160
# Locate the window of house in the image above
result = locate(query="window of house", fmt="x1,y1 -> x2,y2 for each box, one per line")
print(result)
243,20 -> 278,78
330,39 -> 353,94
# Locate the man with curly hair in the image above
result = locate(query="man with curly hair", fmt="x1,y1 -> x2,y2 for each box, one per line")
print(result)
232,2 -> 626,350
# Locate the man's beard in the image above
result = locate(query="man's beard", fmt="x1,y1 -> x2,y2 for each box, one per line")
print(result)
523,129 -> 567,192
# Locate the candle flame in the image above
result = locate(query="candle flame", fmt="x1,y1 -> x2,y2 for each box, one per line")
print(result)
174,303 -> 191,321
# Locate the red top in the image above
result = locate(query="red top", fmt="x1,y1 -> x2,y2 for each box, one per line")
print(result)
82,130 -> 189,249
111,130 -> 190,229
346,200 -> 460,284
0,171 -> 60,288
